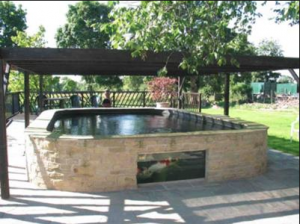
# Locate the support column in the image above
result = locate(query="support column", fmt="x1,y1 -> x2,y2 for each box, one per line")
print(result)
178,76 -> 185,109
0,60 -> 10,199
24,72 -> 30,128
3,63 -> 10,95
39,75 -> 43,113
224,73 -> 230,116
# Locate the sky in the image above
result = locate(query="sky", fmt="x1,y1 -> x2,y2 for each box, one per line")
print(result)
11,1 -> 300,76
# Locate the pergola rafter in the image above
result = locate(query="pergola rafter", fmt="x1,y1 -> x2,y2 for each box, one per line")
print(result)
0,47 -> 299,199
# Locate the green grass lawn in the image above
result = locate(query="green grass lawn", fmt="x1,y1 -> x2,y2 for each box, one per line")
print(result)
202,107 -> 299,156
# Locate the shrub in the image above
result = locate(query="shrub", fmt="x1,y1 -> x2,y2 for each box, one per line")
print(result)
148,77 -> 178,102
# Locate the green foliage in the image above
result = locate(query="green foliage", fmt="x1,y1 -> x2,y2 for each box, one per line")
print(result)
8,27 -> 60,92
256,39 -> 284,57
107,1 -> 260,74
200,85 -> 215,100
123,76 -> 149,91
231,82 -> 252,102
8,72 -> 60,92
60,77 -> 79,91
0,1 -> 27,47
95,76 -> 123,90
56,1 -> 111,48
56,1 -> 122,89
278,75 -> 295,84
11,26 -> 47,47
252,39 -> 284,82
273,1 -> 299,26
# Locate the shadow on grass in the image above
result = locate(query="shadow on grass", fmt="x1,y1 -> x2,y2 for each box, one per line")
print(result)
269,135 -> 299,156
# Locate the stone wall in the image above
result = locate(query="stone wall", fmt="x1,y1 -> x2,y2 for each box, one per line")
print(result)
26,129 -> 268,192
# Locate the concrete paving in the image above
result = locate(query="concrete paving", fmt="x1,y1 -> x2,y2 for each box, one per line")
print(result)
0,114 -> 299,224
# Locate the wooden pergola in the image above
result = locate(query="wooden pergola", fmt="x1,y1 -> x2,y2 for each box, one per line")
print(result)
0,48 -> 299,199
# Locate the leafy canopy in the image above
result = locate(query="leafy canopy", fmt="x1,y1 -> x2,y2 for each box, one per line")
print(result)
56,1 -> 112,48
56,1 -> 122,90
0,1 -> 27,47
252,39 -> 284,82
9,27 -> 60,92
107,1 -> 261,75
272,1 -> 299,26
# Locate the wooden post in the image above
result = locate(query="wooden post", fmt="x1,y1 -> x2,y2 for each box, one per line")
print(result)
24,72 -> 30,128
81,93 -> 84,108
0,60 -> 10,199
39,75 -> 43,113
224,73 -> 230,116
143,91 -> 146,108
3,63 -> 10,95
198,93 -> 202,113
178,77 -> 184,109
112,92 -> 116,108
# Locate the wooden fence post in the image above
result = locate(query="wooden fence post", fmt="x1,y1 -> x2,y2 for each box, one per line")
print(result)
143,91 -> 146,108
199,93 -> 202,113
113,92 -> 116,108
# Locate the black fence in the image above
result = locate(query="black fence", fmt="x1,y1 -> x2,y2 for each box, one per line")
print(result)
5,91 -> 202,117
5,92 -> 21,119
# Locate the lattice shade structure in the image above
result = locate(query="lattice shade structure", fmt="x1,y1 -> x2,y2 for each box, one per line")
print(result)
1,48 -> 299,76
0,47 -> 299,200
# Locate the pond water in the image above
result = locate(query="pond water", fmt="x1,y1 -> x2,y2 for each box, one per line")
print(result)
53,114 -> 233,136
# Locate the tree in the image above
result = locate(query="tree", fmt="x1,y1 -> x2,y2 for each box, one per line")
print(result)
8,26 -> 60,92
278,75 -> 295,84
0,1 -> 27,47
56,1 -> 123,89
107,1 -> 260,76
252,39 -> 284,82
256,39 -> 284,57
273,1 -> 299,26
148,77 -> 177,102
56,1 -> 111,48
60,77 -> 79,91
123,76 -> 149,91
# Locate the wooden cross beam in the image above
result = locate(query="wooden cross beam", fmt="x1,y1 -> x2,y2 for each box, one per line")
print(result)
289,69 -> 299,84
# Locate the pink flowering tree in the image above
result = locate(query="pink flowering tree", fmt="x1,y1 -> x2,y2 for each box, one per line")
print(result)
148,77 -> 178,102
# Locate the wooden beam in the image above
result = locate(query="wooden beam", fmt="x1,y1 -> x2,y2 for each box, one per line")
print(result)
24,72 -> 30,128
0,60 -> 10,199
1,48 -> 299,76
0,48 -> 184,64
224,73 -> 230,116
289,69 -> 299,84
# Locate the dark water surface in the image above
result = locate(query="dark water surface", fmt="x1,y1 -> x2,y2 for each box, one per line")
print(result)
53,114 -> 232,136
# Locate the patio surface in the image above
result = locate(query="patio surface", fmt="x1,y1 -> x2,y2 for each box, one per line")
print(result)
0,114 -> 299,224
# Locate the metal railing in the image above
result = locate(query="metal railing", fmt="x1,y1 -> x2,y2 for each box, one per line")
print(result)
5,92 -> 21,119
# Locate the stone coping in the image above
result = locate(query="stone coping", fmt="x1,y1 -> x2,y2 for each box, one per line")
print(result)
25,108 -> 269,140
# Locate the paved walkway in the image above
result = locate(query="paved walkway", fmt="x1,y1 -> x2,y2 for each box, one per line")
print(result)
0,115 -> 299,224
